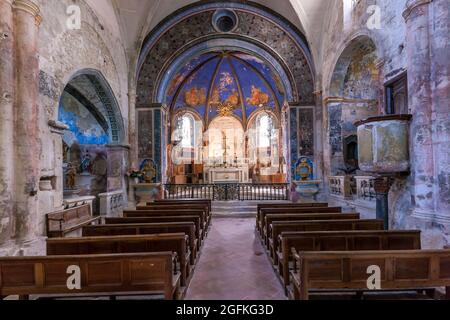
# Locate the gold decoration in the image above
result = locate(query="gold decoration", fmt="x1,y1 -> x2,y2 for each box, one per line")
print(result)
246,85 -> 270,107
184,87 -> 207,107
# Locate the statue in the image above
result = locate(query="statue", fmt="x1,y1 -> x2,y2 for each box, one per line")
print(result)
80,150 -> 92,174
66,162 -> 77,190
140,159 -> 157,183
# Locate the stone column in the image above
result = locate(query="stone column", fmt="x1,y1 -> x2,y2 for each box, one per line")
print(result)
429,0 -> 450,219
12,0 -> 41,242
0,0 -> 14,244
403,0 -> 435,217
128,86 -> 138,169
374,177 -> 394,230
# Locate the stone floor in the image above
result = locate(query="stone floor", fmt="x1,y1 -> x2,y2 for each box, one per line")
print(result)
185,218 -> 287,300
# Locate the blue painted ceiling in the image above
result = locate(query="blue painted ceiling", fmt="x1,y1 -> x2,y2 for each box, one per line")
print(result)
167,51 -> 286,123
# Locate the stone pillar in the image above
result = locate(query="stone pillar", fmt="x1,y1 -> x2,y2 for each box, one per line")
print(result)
374,177 -> 394,230
128,86 -> 138,169
12,0 -> 41,242
403,0 -> 435,217
0,0 -> 14,244
135,103 -> 167,183
429,0 -> 450,219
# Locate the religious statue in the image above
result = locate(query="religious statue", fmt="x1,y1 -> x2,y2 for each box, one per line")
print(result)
166,144 -> 174,182
65,162 -> 77,190
141,159 -> 157,183
80,150 -> 92,174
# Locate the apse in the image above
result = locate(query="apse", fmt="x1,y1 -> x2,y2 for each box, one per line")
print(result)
167,51 -> 286,126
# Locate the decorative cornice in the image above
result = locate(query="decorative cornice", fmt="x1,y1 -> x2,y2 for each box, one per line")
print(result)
323,97 -> 378,105
403,0 -> 433,21
12,0 -> 41,26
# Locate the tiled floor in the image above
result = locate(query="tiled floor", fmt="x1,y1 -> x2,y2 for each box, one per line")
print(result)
185,218 -> 287,300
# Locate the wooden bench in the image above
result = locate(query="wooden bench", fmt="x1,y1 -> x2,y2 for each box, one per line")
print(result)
106,216 -> 204,242
47,234 -> 191,287
0,253 -> 181,300
258,207 -> 342,235
123,210 -> 208,243
82,222 -> 199,265
291,250 -> 450,300
257,203 -> 328,231
278,230 -> 422,286
138,204 -> 211,225
263,213 -> 359,245
46,204 -> 101,238
268,219 -> 385,265
153,199 -> 212,212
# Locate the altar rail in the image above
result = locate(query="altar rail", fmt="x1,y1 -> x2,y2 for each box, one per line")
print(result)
163,183 -> 289,201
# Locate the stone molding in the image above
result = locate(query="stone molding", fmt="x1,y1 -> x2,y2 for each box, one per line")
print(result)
12,0 -> 41,26
403,0 -> 433,21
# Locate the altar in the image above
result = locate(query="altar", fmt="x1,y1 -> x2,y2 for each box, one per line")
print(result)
204,166 -> 249,184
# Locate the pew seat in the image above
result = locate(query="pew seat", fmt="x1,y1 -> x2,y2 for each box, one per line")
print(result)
82,222 -> 198,264
0,253 -> 181,300
47,234 -> 191,287
46,204 -> 100,238
290,250 -> 450,300
278,230 -> 422,286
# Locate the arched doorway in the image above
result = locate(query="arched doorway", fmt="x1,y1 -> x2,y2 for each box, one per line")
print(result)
58,69 -> 126,213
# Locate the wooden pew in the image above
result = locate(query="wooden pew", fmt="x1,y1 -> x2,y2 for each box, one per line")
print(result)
263,213 -> 360,246
278,230 -> 422,286
0,253 -> 181,300
258,207 -> 342,235
257,203 -> 328,231
106,216 -> 204,242
46,204 -> 100,238
291,250 -> 450,300
123,210 -> 208,240
269,219 -> 385,265
153,199 -> 212,212
47,234 -> 191,287
82,222 -> 198,264
138,204 -> 211,225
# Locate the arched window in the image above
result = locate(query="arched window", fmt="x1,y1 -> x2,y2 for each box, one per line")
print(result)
175,113 -> 196,148
256,114 -> 273,148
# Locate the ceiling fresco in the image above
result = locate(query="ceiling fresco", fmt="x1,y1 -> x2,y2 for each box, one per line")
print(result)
168,52 -> 286,124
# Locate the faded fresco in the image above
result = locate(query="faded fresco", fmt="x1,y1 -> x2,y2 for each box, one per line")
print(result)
167,52 -> 285,124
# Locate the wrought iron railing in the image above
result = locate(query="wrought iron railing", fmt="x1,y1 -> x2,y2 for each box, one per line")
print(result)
163,183 -> 289,201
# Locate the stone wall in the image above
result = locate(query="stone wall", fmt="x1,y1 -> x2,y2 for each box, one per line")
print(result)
320,0 -> 450,247
0,0 -> 129,255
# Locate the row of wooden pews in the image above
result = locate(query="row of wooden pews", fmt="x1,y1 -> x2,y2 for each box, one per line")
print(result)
0,199 -> 212,300
256,202 -> 450,300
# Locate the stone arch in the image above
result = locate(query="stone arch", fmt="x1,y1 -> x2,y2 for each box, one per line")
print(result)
328,35 -> 381,98
136,1 -> 315,107
59,68 -> 125,144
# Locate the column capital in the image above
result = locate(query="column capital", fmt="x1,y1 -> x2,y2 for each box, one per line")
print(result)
403,0 -> 433,21
12,0 -> 41,26
373,176 -> 394,195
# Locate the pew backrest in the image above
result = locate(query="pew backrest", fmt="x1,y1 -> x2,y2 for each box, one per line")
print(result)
82,222 -> 198,254
293,249 -> 450,300
0,253 -> 180,300
278,230 -> 421,285
46,204 -> 100,238
258,207 -> 342,232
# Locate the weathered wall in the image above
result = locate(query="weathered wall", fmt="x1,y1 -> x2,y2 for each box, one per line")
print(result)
0,0 -> 129,255
320,0 -> 450,248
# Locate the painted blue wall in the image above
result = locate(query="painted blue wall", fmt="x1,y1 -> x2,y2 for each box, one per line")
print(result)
59,94 -> 109,145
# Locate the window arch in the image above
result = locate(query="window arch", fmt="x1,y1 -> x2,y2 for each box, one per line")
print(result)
175,113 -> 196,148
256,113 -> 274,148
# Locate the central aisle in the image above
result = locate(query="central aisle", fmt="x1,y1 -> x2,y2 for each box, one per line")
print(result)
185,218 -> 286,300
